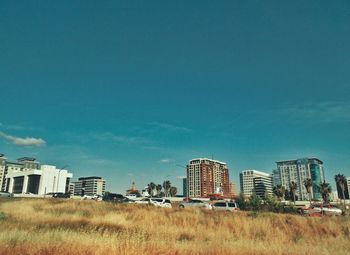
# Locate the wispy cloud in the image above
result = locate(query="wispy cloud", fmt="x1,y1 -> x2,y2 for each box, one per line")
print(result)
158,158 -> 174,164
0,131 -> 46,146
282,101 -> 350,123
149,122 -> 192,133
90,132 -> 148,145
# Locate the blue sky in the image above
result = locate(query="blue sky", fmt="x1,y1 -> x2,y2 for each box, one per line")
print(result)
1,1 -> 350,193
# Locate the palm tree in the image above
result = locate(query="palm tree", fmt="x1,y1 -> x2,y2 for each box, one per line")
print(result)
169,186 -> 177,197
148,182 -> 156,197
335,174 -> 347,203
163,180 -> 171,197
289,181 -> 298,204
273,185 -> 285,201
156,184 -> 162,196
304,178 -> 313,204
320,181 -> 332,204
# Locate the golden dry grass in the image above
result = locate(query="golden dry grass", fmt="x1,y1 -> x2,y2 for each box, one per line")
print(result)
0,198 -> 349,255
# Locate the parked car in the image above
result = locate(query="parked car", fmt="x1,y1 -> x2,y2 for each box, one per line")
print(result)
178,199 -> 212,210
301,205 -> 323,216
318,204 -> 342,216
0,191 -> 13,198
212,201 -> 240,212
103,193 -> 131,203
134,198 -> 151,205
134,198 -> 172,208
125,194 -> 140,200
52,192 -> 71,198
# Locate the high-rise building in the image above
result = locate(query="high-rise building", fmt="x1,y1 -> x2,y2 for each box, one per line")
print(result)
276,158 -> 325,201
182,178 -> 187,197
73,176 -> 106,196
272,169 -> 281,187
240,170 -> 273,198
336,176 -> 350,200
186,158 -> 230,198
229,181 -> 238,198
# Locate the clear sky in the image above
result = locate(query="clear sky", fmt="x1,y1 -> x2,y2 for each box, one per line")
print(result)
1,1 -> 349,194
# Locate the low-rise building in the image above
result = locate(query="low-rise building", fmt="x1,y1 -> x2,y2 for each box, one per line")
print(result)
73,176 -> 106,196
5,157 -> 73,195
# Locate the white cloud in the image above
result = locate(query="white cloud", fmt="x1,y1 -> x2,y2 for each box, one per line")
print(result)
282,101 -> 350,123
0,131 -> 46,146
159,158 -> 173,164
90,132 -> 148,145
150,122 -> 192,133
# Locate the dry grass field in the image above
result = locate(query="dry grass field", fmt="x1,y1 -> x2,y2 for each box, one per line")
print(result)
0,198 -> 349,255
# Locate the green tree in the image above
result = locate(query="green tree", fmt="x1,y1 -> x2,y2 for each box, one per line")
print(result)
273,185 -> 285,201
148,182 -> 156,197
304,178 -> 313,204
320,181 -> 332,204
335,174 -> 347,203
249,193 -> 262,212
169,186 -> 177,197
236,193 -> 248,211
264,194 -> 283,213
289,181 -> 298,204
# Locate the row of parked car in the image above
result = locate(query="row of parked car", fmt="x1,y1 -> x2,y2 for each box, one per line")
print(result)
300,204 -> 343,216
132,197 -> 240,211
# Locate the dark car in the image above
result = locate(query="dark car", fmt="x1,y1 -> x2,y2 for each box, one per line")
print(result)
48,192 -> 71,198
103,193 -> 130,203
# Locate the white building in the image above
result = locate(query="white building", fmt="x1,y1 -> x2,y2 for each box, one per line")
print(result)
240,170 -> 273,198
4,157 -> 73,195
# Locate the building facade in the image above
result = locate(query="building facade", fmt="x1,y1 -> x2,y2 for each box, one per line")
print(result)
336,176 -> 350,200
0,154 -> 7,191
73,176 -> 106,196
240,170 -> 273,198
182,177 -> 187,197
186,158 -> 230,198
3,156 -> 73,195
276,158 -> 325,201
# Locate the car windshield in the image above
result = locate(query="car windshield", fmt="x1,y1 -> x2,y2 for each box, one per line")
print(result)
191,200 -> 202,203
214,202 -> 226,207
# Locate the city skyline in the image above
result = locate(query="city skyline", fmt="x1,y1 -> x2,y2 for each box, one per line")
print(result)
1,1 -> 350,193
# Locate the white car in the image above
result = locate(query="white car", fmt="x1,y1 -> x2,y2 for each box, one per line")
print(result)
125,194 -> 138,200
178,199 -> 212,210
134,198 -> 172,208
134,198 -> 151,205
320,205 -> 342,216
212,201 -> 240,212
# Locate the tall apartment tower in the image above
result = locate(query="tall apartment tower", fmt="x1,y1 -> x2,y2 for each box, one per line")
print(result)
276,158 -> 325,201
186,158 -> 230,198
240,170 -> 273,198
336,176 -> 350,200
73,176 -> 106,196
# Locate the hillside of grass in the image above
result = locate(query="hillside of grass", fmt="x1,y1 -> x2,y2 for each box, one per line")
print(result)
0,198 -> 349,255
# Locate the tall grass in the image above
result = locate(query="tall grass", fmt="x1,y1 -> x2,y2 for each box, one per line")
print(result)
0,198 -> 349,255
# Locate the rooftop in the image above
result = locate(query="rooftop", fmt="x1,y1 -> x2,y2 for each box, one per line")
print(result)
189,158 -> 227,165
